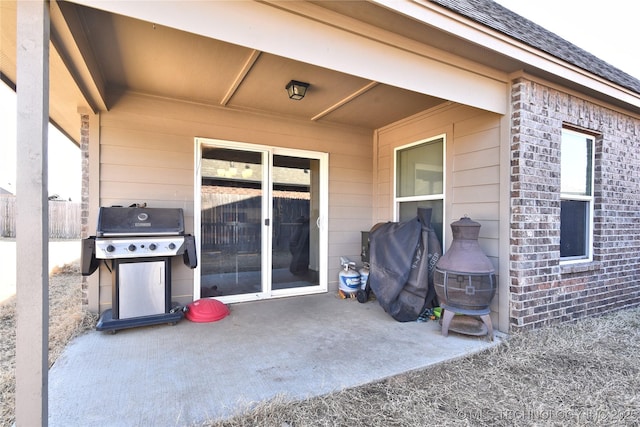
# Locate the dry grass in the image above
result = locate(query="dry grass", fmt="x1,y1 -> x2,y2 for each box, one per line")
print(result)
205,308 -> 640,427
0,261 -> 97,427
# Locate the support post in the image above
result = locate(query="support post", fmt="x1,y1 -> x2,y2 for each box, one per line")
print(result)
15,1 -> 50,425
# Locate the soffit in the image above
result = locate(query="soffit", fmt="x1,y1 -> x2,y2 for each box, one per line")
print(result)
62,2 -> 447,131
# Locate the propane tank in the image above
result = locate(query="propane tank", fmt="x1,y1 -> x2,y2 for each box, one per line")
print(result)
356,262 -> 371,303
339,257 -> 360,296
358,263 -> 370,291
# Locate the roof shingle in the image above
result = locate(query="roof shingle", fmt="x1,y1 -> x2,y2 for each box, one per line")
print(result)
430,0 -> 640,94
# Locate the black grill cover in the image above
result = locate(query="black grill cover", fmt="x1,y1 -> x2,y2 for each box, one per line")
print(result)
369,208 -> 442,322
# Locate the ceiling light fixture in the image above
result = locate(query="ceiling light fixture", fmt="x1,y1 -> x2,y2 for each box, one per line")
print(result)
286,80 -> 309,100
242,165 -> 253,179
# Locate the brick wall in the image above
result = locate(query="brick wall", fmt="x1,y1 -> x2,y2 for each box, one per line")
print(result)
80,113 -> 90,307
510,78 -> 640,330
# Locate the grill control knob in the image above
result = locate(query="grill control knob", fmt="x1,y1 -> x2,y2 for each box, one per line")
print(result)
168,243 -> 176,250
149,243 -> 157,251
128,244 -> 136,252
106,245 -> 115,253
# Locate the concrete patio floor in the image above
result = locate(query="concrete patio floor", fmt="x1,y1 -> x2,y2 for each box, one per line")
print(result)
48,292 -> 504,426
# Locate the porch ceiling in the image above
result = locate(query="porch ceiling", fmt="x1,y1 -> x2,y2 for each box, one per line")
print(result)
80,2 -> 455,135
4,1 -> 639,144
1,0 -> 91,143
0,1 -> 450,141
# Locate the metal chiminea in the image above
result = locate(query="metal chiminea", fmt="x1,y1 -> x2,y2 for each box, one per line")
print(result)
434,216 -> 496,340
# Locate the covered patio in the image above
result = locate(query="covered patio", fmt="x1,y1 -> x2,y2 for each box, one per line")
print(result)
12,1 -> 640,423
48,293 -> 502,426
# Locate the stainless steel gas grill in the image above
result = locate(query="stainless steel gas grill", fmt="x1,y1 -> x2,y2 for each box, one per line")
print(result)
82,206 -> 197,333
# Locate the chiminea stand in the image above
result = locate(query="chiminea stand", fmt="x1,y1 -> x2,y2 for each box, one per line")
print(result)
440,303 -> 493,341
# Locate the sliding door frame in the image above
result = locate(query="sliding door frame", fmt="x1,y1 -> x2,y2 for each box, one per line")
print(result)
194,137 -> 328,303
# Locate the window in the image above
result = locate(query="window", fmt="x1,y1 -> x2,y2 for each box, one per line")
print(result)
394,135 -> 445,243
560,128 -> 595,261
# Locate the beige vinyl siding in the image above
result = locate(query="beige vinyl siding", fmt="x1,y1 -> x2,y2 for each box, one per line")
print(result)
95,92 -> 372,310
375,103 -> 502,321
321,126 -> 375,282
450,112 -> 500,259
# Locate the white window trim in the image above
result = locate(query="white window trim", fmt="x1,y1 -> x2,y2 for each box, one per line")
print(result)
393,134 -> 446,236
560,129 -> 595,265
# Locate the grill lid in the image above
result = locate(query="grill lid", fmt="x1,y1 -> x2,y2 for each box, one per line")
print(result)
97,207 -> 185,236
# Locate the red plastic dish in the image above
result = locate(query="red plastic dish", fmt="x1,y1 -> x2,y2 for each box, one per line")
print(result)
186,298 -> 230,322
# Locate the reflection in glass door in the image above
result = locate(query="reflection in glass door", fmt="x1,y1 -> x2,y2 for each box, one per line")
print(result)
196,140 -> 327,302
271,154 -> 320,291
199,147 -> 265,298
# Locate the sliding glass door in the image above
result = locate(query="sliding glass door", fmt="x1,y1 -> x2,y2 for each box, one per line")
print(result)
196,139 -> 327,303
199,146 -> 265,299
271,154 -> 321,292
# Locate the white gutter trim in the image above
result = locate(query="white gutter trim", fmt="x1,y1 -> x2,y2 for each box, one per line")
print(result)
371,0 -> 640,110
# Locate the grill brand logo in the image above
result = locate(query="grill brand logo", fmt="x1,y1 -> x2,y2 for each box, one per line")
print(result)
134,223 -> 152,227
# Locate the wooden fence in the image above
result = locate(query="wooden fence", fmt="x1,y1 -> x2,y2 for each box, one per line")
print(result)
0,196 -> 81,239
201,192 -> 309,254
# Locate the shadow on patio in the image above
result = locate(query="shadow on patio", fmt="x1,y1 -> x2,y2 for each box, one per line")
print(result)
48,292 -> 503,426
